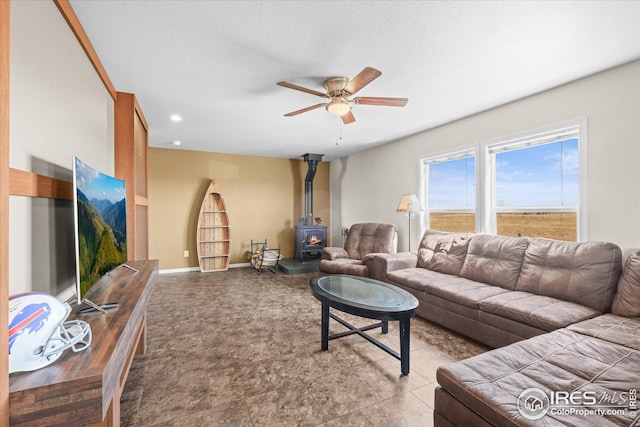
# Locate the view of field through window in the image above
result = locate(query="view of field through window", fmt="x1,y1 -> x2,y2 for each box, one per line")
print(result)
426,135 -> 579,241
429,212 -> 577,241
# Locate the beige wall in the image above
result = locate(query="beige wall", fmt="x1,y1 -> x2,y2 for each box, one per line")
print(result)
331,60 -> 640,255
148,148 -> 330,270
9,1 -> 114,297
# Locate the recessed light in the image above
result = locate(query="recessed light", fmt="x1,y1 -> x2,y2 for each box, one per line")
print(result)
170,140 -> 182,146
170,114 -> 182,122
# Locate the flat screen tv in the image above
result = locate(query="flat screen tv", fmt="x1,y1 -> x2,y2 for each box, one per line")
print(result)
72,156 -> 133,313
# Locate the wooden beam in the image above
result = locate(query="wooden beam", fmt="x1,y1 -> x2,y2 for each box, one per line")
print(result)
135,195 -> 148,207
115,92 -> 137,260
9,168 -> 73,200
53,0 -> 117,101
133,95 -> 148,132
0,0 -> 10,424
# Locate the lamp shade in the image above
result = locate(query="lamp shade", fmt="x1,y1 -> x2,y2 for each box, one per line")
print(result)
326,99 -> 351,116
396,194 -> 423,213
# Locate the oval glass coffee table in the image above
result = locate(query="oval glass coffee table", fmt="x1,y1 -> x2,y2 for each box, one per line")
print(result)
309,274 -> 419,376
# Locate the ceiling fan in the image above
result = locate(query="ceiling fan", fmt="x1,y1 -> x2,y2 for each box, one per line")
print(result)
277,66 -> 408,124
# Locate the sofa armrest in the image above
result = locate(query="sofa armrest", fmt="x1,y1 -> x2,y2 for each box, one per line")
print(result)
365,252 -> 418,282
322,247 -> 349,260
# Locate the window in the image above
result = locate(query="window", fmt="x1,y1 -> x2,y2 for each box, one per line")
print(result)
490,136 -> 579,240
421,148 -> 477,233
420,119 -> 585,241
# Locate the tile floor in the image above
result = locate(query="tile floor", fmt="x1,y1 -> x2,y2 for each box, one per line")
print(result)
120,268 -> 488,426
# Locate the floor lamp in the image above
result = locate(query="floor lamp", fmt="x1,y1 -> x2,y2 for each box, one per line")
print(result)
396,194 -> 424,251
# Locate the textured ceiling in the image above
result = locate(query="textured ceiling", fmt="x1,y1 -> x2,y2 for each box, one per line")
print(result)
69,1 -> 640,161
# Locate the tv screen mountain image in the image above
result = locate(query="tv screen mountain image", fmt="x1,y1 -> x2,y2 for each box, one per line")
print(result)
73,157 -> 127,303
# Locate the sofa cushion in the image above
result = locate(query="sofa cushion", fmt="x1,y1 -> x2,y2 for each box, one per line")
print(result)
427,279 -> 511,310
568,313 -> 640,350
436,327 -> 640,427
515,238 -> 622,312
416,229 -> 472,275
611,250 -> 640,317
480,291 -> 600,331
387,268 -> 447,292
389,268 -> 511,309
459,234 -> 529,290
344,223 -> 397,260
317,259 -> 367,277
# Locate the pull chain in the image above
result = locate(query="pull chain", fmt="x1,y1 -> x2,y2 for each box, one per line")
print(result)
336,120 -> 343,146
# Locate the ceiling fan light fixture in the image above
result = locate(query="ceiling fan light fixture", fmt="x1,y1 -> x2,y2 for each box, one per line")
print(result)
279,67 -> 407,124
326,98 -> 351,117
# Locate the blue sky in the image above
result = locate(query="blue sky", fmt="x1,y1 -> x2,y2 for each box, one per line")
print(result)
429,156 -> 476,209
429,139 -> 579,209
75,157 -> 126,203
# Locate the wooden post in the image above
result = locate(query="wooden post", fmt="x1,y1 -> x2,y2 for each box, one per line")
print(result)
0,1 -> 11,424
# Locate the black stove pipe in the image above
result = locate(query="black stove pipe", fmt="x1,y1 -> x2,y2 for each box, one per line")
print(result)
302,153 -> 323,226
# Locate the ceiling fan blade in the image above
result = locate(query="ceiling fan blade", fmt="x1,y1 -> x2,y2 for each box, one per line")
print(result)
283,103 -> 325,117
341,111 -> 356,124
277,81 -> 327,98
353,97 -> 408,107
343,67 -> 382,95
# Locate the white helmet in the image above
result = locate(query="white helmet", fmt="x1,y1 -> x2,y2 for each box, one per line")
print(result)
9,292 -> 92,374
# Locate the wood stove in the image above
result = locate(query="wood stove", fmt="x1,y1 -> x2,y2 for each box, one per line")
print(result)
295,224 -> 327,261
295,153 -> 327,261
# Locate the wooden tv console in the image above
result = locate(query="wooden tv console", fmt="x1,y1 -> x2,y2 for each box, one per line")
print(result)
9,260 -> 158,427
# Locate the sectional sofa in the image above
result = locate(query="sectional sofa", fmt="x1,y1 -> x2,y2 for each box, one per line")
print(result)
367,229 -> 623,348
366,229 -> 640,426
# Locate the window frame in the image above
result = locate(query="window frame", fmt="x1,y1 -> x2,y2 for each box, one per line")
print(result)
418,118 -> 588,241
419,145 -> 479,232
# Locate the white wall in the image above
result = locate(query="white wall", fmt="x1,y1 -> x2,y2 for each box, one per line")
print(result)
9,1 -> 114,297
331,61 -> 640,255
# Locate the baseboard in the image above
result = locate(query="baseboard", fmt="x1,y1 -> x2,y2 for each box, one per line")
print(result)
230,262 -> 251,268
159,267 -> 200,275
159,262 -> 251,275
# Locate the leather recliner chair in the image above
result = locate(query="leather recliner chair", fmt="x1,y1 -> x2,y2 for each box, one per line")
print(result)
318,223 -> 397,277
